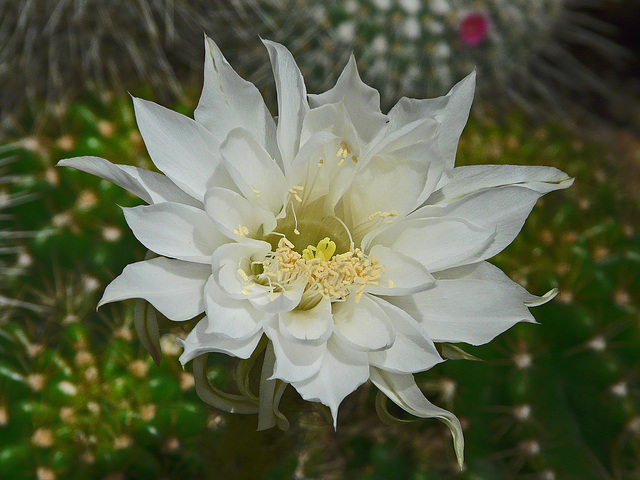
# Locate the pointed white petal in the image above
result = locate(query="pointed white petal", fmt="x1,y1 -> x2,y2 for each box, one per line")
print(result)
178,316 -> 263,363
292,337 -> 369,427
367,245 -> 435,295
122,202 -> 227,264
57,157 -> 200,207
372,217 -> 495,272
388,71 -> 476,171
196,37 -> 279,161
332,294 -> 395,352
370,368 -> 464,469
430,164 -> 574,205
264,323 -> 326,383
412,185 -> 556,261
220,128 -> 287,214
278,297 -> 333,346
393,262 -> 551,345
367,296 -> 443,374
263,40 -> 309,172
99,257 -> 210,321
133,97 -> 225,200
308,55 -> 387,144
204,277 -> 266,339
204,187 -> 277,241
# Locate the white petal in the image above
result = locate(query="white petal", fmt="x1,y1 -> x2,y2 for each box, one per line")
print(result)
372,217 -> 495,272
278,297 -> 333,346
57,157 -> 200,207
195,37 -> 279,162
99,257 -> 210,321
248,282 -> 306,314
263,40 -> 309,172
388,71 -> 476,171
292,337 -> 369,427
370,116 -> 440,159
178,316 -> 263,363
308,55 -> 387,144
367,296 -> 442,374
393,262 -> 552,345
265,322 -> 326,383
412,185 -> 554,262
367,245 -> 435,295
370,368 -> 464,469
332,294 -> 395,352
133,97 -> 225,200
220,128 -> 287,213
211,240 -> 271,299
122,202 -> 227,263
204,187 -> 277,241
430,164 -> 574,205
204,277 -> 266,339
343,139 -> 445,226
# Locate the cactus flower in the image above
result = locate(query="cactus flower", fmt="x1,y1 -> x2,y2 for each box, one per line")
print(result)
59,36 -> 572,467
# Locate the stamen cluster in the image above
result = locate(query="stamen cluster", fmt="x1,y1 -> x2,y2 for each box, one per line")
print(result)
260,238 -> 383,309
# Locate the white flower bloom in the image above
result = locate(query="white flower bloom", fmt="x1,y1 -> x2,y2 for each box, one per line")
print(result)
58,36 -> 573,467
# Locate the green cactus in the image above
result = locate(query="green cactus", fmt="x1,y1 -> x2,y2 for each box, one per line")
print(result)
289,0 -> 624,122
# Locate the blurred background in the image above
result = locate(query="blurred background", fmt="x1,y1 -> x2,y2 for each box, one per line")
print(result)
1,1 -> 639,479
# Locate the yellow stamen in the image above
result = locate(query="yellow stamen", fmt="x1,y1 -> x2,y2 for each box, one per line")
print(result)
262,238 -> 382,308
367,210 -> 399,221
233,224 -> 249,237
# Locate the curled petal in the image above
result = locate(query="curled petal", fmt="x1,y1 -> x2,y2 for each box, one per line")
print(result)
99,257 -> 210,321
134,299 -> 161,365
370,368 -> 464,469
192,353 -> 259,414
258,342 -> 290,431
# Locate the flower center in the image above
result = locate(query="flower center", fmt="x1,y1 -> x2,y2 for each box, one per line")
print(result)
259,237 -> 383,310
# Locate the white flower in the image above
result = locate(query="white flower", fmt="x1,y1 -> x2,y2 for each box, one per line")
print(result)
58,36 -> 572,467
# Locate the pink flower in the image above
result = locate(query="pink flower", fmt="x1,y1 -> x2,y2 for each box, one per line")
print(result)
458,12 -> 491,47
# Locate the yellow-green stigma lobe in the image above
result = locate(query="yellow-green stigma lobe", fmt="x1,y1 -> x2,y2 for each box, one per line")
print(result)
302,237 -> 337,261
